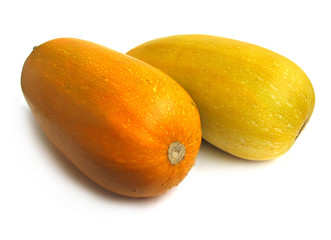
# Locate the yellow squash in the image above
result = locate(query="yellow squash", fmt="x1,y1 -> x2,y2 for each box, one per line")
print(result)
127,34 -> 315,160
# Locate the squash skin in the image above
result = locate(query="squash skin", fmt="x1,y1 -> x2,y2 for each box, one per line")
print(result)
127,34 -> 315,160
21,38 -> 201,197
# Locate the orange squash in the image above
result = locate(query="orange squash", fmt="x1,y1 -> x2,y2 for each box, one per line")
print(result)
21,38 -> 201,198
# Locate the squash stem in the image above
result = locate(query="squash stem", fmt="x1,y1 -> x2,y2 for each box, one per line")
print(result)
168,141 -> 186,165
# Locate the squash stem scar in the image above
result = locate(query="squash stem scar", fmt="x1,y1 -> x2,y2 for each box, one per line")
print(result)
168,141 -> 186,165
295,118 -> 309,140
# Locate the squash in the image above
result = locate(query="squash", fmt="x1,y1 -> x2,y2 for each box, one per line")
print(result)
127,34 -> 315,160
21,38 -> 201,197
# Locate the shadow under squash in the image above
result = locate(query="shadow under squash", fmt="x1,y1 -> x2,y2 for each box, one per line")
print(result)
196,139 -> 275,169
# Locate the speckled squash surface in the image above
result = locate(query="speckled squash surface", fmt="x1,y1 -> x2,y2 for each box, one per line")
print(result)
127,34 -> 315,160
21,38 -> 201,197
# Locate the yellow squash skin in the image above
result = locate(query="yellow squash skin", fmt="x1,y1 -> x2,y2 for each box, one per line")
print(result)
127,34 -> 315,160
21,38 -> 201,197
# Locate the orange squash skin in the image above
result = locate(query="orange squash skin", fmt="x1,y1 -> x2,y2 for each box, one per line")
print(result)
21,38 -> 201,198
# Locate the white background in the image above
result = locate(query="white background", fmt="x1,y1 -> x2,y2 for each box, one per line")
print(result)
1,0 -> 330,239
